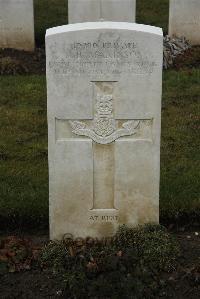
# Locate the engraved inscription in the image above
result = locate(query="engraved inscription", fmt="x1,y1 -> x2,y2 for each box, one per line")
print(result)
89,215 -> 118,221
48,33 -> 157,75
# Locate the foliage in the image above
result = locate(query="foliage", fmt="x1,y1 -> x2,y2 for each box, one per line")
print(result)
114,224 -> 179,271
0,236 -> 40,273
41,225 -> 180,298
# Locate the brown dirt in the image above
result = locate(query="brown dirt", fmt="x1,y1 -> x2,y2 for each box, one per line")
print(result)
173,46 -> 200,70
0,232 -> 199,299
0,48 -> 45,75
0,46 -> 200,76
163,232 -> 200,299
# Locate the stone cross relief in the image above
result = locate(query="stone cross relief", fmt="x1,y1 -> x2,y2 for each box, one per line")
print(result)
56,81 -> 152,211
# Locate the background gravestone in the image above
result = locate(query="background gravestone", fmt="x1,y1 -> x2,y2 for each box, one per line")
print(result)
68,0 -> 136,23
46,22 -> 163,240
0,0 -> 35,51
169,0 -> 200,45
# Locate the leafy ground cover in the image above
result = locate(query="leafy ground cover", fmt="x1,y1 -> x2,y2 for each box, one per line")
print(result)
0,225 -> 199,299
39,225 -> 180,298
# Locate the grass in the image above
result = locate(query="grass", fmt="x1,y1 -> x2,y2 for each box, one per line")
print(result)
34,0 -> 169,47
34,0 -> 68,46
0,69 -> 199,230
161,69 -> 200,221
0,76 -> 48,229
136,0 -> 169,35
0,0 -> 199,230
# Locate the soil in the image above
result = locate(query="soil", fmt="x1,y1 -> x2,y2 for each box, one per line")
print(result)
163,232 -> 200,299
0,232 -> 199,299
173,46 -> 200,70
0,46 -> 200,76
0,48 -> 45,75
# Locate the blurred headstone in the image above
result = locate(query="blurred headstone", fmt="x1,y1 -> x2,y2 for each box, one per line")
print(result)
68,0 -> 136,23
169,0 -> 200,45
0,0 -> 35,51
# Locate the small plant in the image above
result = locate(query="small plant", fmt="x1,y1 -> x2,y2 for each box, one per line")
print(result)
40,224 -> 180,298
0,236 -> 41,273
114,224 -> 180,271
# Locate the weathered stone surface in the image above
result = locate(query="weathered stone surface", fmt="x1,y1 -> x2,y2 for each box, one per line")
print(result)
46,22 -> 163,240
0,0 -> 35,51
68,0 -> 136,23
169,0 -> 200,45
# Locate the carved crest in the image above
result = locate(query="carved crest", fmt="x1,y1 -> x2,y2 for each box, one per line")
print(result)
93,94 -> 116,137
69,94 -> 140,144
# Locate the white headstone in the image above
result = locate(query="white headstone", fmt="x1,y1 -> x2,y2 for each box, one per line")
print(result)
0,0 -> 35,51
169,0 -> 200,45
46,22 -> 163,240
68,0 -> 136,23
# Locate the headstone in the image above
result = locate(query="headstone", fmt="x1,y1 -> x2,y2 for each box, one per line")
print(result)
46,22 -> 163,240
169,0 -> 200,45
68,0 -> 136,23
0,0 -> 35,51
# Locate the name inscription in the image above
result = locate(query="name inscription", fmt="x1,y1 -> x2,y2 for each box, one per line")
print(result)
48,33 -> 157,76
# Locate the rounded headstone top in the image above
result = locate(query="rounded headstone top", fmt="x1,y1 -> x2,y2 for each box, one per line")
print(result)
46,22 -> 163,38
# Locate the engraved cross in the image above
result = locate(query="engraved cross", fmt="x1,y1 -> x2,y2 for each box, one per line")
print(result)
57,81 -> 152,211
